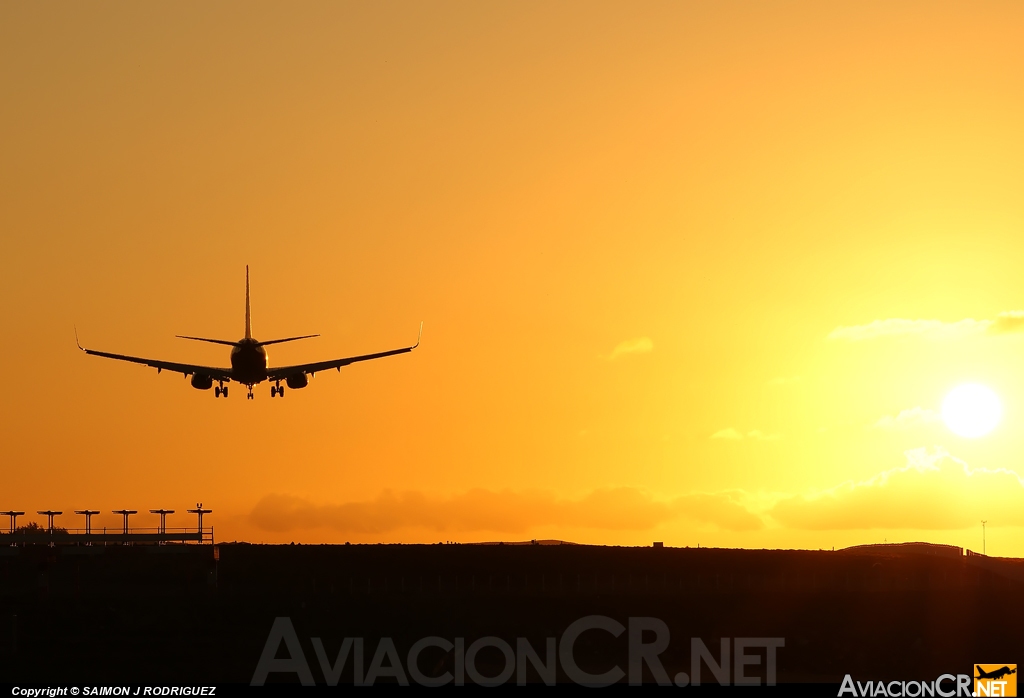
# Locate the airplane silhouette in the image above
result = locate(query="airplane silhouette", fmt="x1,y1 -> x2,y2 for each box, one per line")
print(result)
77,266 -> 421,400
975,666 -> 1016,680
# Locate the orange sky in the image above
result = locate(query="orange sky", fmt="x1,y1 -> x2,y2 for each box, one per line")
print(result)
3,1 -> 1024,553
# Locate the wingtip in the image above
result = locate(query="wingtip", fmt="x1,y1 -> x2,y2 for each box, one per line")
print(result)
74,325 -> 84,351
414,321 -> 423,349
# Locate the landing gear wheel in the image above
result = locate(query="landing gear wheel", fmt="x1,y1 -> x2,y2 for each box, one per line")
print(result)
279,385 -> 285,397
270,386 -> 278,398
214,387 -> 221,398
223,386 -> 229,398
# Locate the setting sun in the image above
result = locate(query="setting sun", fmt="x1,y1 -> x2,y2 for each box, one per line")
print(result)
942,383 -> 1002,439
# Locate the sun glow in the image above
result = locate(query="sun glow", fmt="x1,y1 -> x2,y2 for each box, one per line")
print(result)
941,383 -> 1002,438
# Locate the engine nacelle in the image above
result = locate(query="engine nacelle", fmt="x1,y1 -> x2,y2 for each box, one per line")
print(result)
190,374 -> 213,390
286,373 -> 309,390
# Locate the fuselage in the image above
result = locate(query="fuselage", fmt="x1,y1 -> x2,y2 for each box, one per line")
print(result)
230,338 -> 269,384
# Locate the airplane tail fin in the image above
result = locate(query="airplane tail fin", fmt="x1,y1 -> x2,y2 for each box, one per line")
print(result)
256,334 -> 319,347
245,265 -> 252,340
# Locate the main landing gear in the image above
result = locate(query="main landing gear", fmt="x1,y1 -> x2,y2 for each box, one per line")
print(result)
214,384 -> 229,398
270,382 -> 286,398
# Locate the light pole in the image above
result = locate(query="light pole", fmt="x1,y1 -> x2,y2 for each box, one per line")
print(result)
1,511 -> 24,534
150,509 -> 174,545
187,503 -> 212,544
75,510 -> 100,534
37,510 -> 62,548
75,510 -> 100,546
113,510 -> 137,545
981,520 -> 987,555
37,510 -> 62,533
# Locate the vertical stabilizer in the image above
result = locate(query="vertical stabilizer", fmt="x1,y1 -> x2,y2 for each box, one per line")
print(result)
245,265 -> 252,339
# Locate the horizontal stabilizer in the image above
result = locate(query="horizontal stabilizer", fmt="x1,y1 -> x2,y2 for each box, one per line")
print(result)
176,335 -> 240,347
256,334 -> 319,347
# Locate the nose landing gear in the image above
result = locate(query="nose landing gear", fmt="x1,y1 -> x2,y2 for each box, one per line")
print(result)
247,385 -> 254,400
271,382 -> 285,398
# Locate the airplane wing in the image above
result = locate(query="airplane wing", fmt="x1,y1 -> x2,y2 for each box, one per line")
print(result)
77,335 -> 233,382
266,323 -> 421,381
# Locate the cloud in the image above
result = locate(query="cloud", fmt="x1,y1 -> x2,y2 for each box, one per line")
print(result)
250,447 -> 1024,539
988,311 -> 1024,334
608,337 -> 653,360
711,428 -> 781,441
249,487 -> 764,535
770,447 -> 1024,530
827,311 -> 1024,341
872,407 -> 942,431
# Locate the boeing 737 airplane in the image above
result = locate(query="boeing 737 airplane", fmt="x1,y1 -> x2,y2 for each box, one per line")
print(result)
77,267 -> 421,399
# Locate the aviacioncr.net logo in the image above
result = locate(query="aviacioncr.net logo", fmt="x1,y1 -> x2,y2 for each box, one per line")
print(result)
251,615 -> 784,686
974,664 -> 1016,697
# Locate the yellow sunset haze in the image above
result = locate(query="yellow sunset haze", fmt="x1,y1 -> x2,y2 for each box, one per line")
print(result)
2,2 -> 1024,553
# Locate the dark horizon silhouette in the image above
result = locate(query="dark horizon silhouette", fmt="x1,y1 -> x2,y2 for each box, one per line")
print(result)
1,541 -> 1021,685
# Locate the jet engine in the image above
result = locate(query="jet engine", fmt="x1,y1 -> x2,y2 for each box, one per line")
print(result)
190,374 -> 213,390
286,373 -> 309,389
